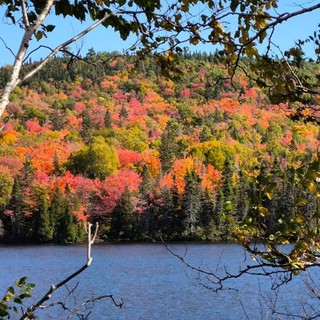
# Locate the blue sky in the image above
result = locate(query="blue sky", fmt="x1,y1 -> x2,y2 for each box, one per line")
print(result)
0,1 -> 319,67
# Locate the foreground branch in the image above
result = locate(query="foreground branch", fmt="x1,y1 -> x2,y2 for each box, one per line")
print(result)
20,222 -> 99,320
162,239 -> 320,292
0,0 -> 55,118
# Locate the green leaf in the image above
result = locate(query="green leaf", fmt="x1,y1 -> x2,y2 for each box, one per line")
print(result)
13,306 -> 18,314
3,294 -> 13,302
26,283 -> 35,292
0,308 -> 9,317
224,200 -> 233,212
35,31 -> 43,41
230,0 -> 238,12
7,286 -> 14,295
46,24 -> 56,32
16,277 -> 27,288
13,297 -> 22,305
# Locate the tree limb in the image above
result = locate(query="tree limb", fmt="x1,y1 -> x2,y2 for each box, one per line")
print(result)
21,10 -> 120,84
20,222 -> 99,320
21,0 -> 30,28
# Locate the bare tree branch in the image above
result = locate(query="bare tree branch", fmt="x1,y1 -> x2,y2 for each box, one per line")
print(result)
20,10 -> 120,84
162,238 -> 320,293
0,36 -> 16,58
20,222 -> 99,320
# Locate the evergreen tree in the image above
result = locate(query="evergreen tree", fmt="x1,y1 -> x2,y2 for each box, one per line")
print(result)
80,109 -> 92,139
104,109 -> 113,129
139,165 -> 152,198
50,186 -> 83,243
235,169 -> 250,221
138,165 -> 155,239
181,170 -> 202,239
52,151 -> 63,176
0,219 -> 5,239
20,155 -> 34,185
33,193 -> 54,242
6,178 -> 25,240
218,158 -> 238,240
58,204 -> 79,243
109,186 -> 136,241
159,121 -> 179,174
19,156 -> 36,227
119,105 -> 128,127
50,186 -> 67,242
199,188 -> 219,240
158,186 -> 176,239
171,176 -> 184,238
221,158 -> 236,212
214,189 -> 225,240
150,202 -> 163,240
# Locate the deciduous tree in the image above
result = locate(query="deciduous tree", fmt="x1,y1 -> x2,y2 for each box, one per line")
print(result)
68,136 -> 119,180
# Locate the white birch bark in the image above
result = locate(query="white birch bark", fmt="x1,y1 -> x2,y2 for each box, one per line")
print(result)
0,0 -> 55,119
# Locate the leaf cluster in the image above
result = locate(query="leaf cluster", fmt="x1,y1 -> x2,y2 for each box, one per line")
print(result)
0,277 -> 35,319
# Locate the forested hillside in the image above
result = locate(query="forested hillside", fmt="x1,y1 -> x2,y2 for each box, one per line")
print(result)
0,52 -> 319,243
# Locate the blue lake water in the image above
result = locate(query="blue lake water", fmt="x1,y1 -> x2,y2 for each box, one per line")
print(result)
1,243 -> 319,319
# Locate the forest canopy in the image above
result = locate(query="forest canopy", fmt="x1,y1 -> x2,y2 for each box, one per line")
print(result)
0,52 -> 318,260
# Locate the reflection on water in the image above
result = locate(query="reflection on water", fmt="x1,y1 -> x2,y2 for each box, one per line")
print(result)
0,243 -> 319,319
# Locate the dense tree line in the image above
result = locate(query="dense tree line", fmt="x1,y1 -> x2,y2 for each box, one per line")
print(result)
0,53 -> 318,243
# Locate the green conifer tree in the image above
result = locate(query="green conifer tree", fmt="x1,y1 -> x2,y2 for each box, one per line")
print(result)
109,186 -> 136,241
33,193 -> 54,242
171,176 -> 184,238
199,188 -> 219,240
159,121 -> 179,174
6,178 -> 25,240
53,151 -> 62,176
181,170 -> 202,239
104,109 -> 113,129
119,105 -> 128,127
218,158 -> 239,239
58,204 -> 79,243
158,186 -> 176,239
235,169 -> 250,221
50,186 -> 67,242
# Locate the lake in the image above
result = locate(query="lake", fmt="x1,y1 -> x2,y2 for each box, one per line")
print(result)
1,243 -> 320,319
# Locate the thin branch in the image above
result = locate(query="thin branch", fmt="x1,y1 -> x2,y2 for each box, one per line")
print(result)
21,10 -> 120,83
241,3 -> 320,51
162,237 -> 320,293
0,37 -> 16,58
20,222 -> 99,320
66,294 -> 124,320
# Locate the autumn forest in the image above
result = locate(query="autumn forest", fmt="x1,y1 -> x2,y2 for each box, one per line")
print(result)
0,51 -> 319,244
